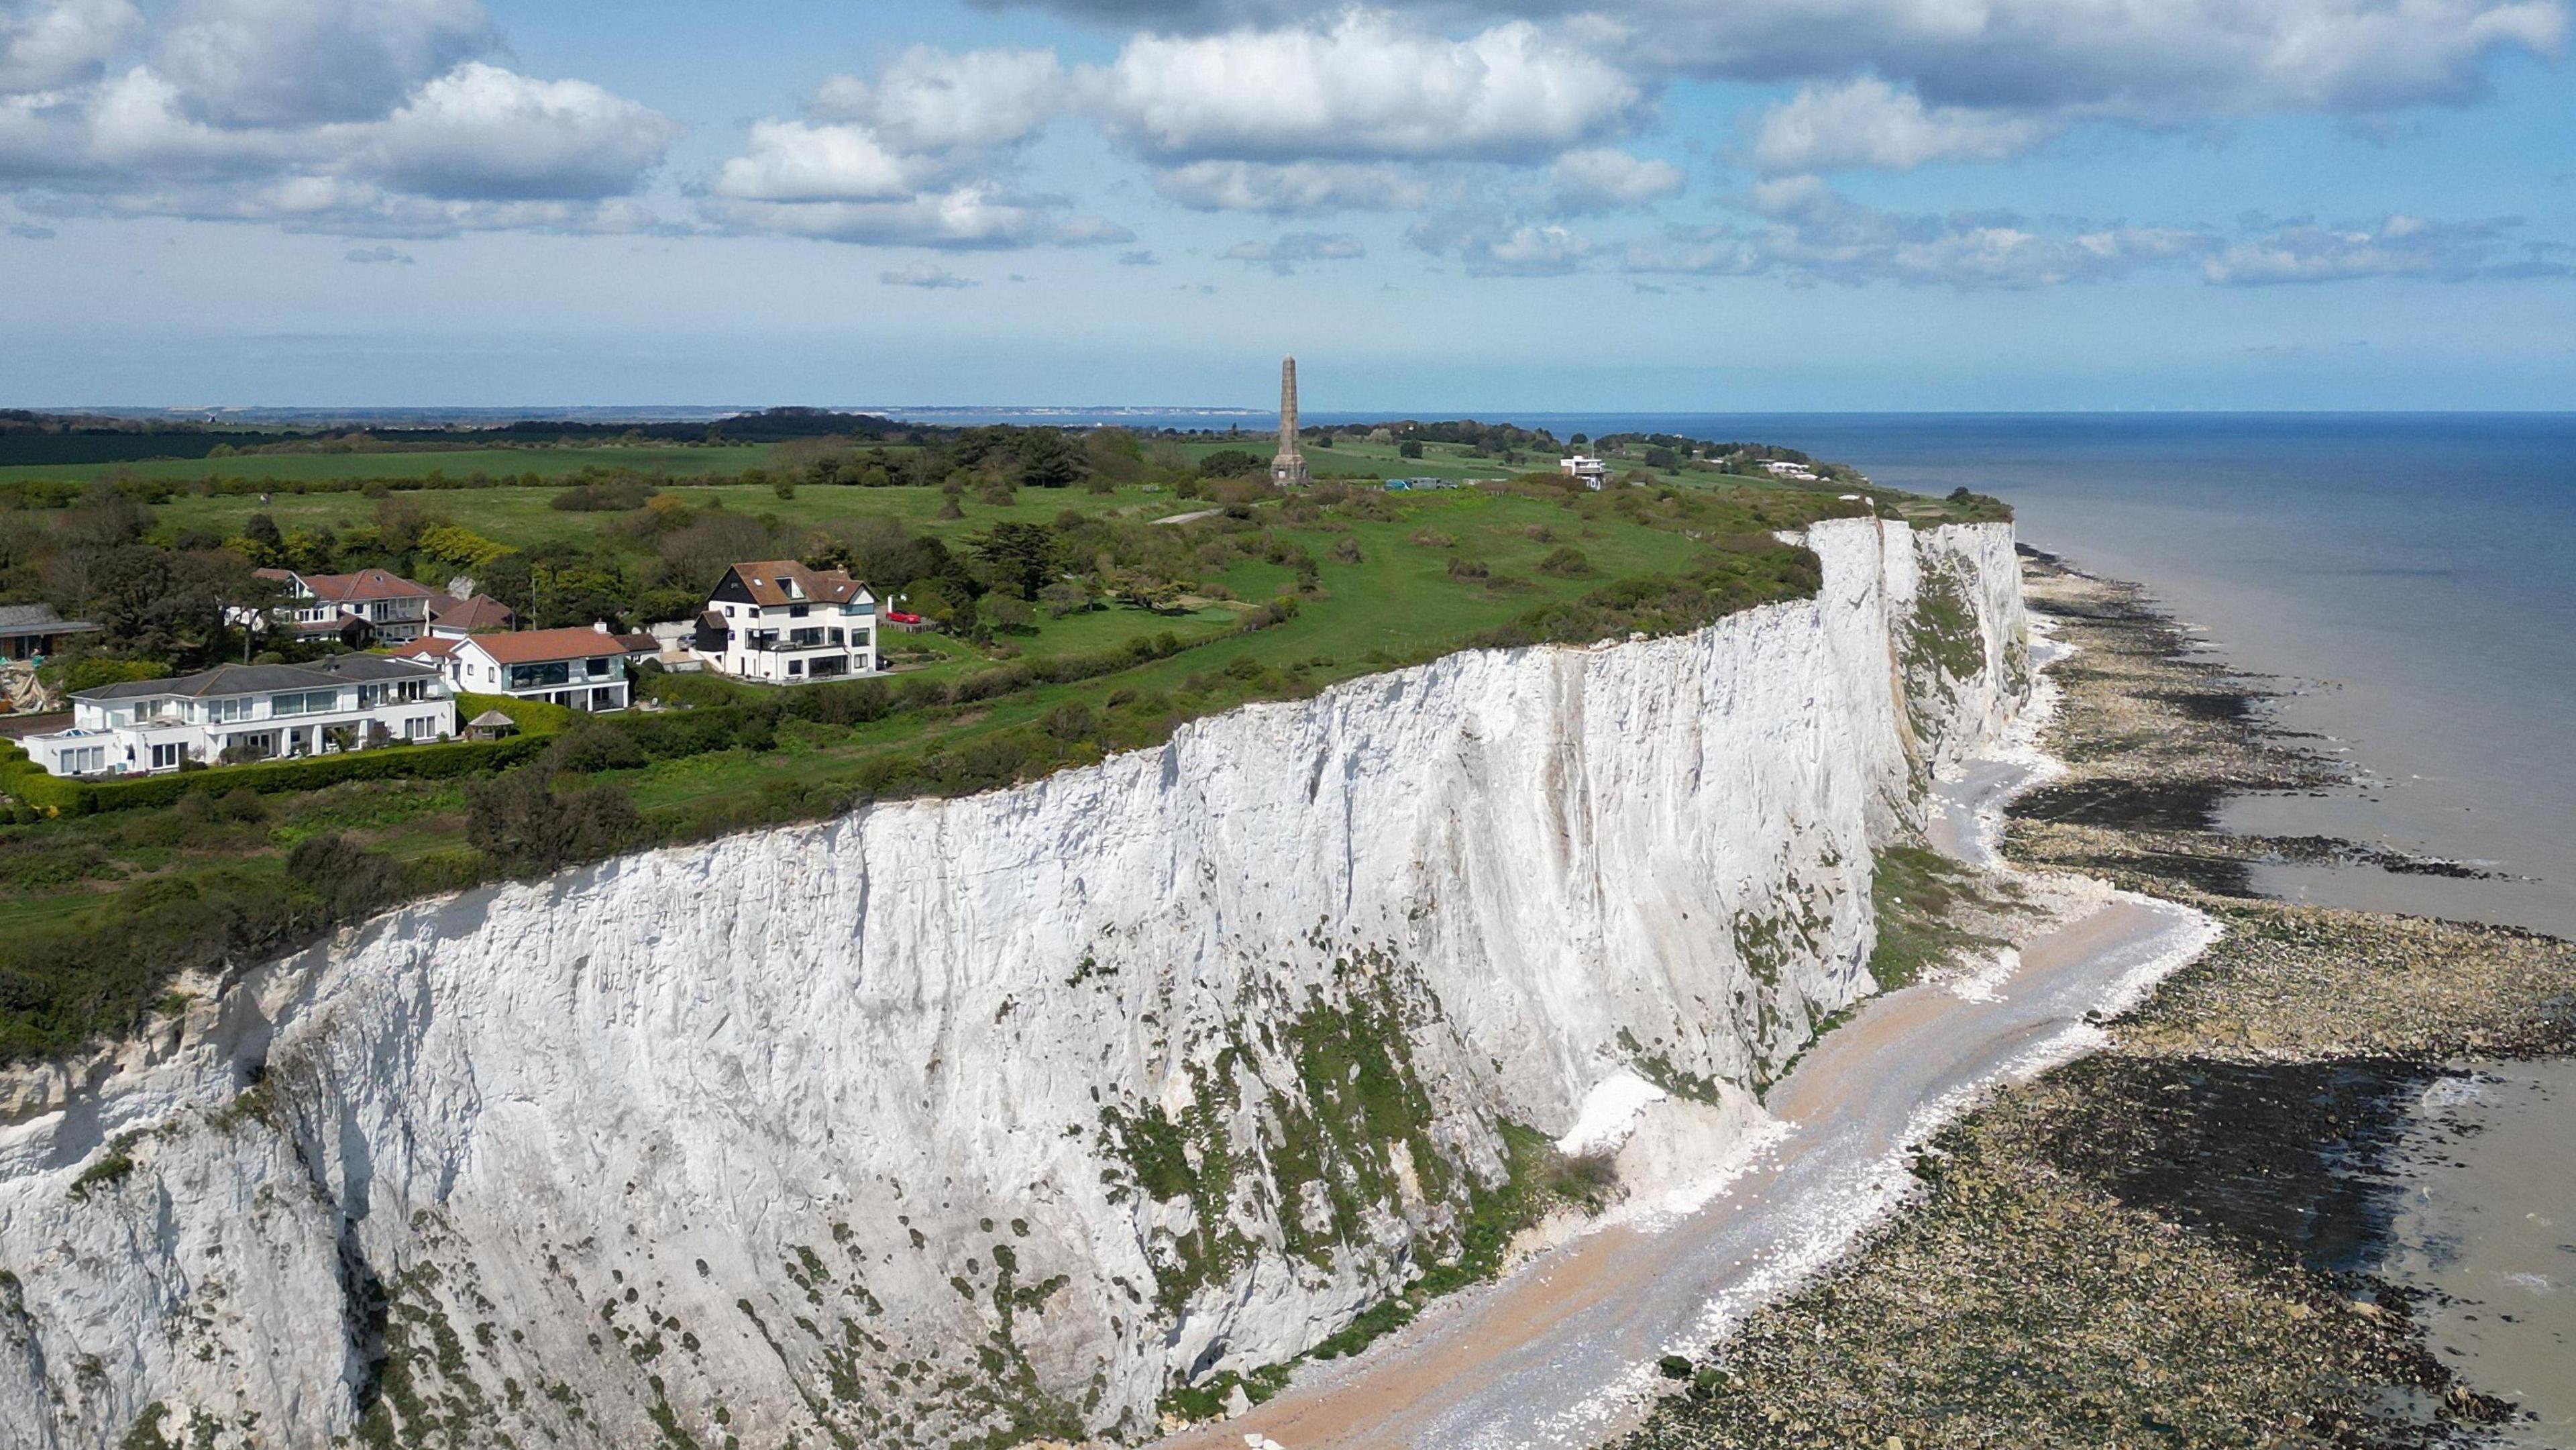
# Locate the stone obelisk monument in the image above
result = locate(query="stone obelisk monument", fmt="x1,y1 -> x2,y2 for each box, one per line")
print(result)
1270,355 -> 1308,486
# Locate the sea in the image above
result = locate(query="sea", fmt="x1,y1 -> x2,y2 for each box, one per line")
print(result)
896,408 -> 2576,1437
1535,411 -> 2576,1443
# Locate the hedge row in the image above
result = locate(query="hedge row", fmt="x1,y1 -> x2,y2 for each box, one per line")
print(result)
1,733 -> 553,816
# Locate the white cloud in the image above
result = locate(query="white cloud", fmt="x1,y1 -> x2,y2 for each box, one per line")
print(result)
810,46 -> 1066,153
155,0 -> 490,127
1749,76 -> 2058,173
707,180 -> 1128,250
344,242 -> 409,262
1220,228 -> 1362,272
711,119 -> 945,204
1411,212 -> 1593,275
2204,213 -> 2574,284
880,258 -> 977,288
1032,0 -> 2568,119
1544,146 -> 1681,211
1614,178 -> 2559,290
1087,12 -> 1640,164
1,0 -> 139,93
368,62 -> 680,201
1150,158 -> 1433,213
0,0 -> 676,230
710,46 -> 1119,249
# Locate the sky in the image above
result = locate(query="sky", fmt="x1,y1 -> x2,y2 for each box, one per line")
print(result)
1,0 -> 2572,411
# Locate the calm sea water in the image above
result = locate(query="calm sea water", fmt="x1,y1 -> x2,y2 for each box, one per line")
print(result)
1542,412 -> 2576,1443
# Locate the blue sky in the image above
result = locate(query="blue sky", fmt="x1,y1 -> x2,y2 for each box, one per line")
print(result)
2,0 -> 2571,410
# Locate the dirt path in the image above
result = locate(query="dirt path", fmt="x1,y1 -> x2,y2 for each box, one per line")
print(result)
1161,749 -> 2214,1449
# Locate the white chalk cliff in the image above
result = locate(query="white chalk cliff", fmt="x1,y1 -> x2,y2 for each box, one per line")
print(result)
0,519 -> 2027,1448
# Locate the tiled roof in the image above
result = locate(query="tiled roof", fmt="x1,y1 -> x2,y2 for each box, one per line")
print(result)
721,560 -> 869,607
430,594 -> 518,632
73,655 -> 441,702
459,627 -> 629,665
393,637 -> 461,661
297,568 -> 435,604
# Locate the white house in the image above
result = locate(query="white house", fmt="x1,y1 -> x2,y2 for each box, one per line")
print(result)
691,560 -> 877,684
1560,454 -> 1609,488
396,625 -> 640,712
21,655 -> 455,778
248,568 -> 439,643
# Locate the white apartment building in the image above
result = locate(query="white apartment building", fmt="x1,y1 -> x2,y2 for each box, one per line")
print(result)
396,625 -> 639,712
22,655 -> 455,778
692,561 -> 877,684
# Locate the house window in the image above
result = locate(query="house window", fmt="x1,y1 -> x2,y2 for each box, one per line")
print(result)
788,659 -> 804,676
407,716 -> 431,740
790,603 -> 808,618
152,742 -> 183,770
586,657 -> 608,678
208,696 -> 254,723
63,745 -> 107,774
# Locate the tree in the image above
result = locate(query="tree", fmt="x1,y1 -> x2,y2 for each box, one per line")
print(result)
1016,430 -> 1089,489
969,521 -> 1063,601
1397,441 -> 1424,460
58,481 -> 155,551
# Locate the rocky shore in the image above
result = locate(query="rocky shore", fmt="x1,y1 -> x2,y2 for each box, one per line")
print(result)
1619,550 -> 2576,1450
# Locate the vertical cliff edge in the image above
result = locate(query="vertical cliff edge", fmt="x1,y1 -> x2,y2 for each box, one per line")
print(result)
0,519 -> 2027,1448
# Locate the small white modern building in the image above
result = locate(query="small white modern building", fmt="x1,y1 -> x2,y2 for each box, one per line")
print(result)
1560,454 -> 1609,488
691,561 -> 877,684
22,655 -> 455,778
396,625 -> 639,712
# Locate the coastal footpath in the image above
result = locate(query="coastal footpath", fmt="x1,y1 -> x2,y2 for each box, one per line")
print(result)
0,518 -> 2026,1449
1621,553 -> 2576,1449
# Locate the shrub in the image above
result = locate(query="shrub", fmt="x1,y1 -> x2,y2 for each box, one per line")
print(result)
549,479 -> 659,511
286,833 -> 403,921
547,723 -> 648,773
1536,546 -> 1593,577
1195,448 -> 1263,479
466,772 -> 642,875
1446,556 -> 1490,581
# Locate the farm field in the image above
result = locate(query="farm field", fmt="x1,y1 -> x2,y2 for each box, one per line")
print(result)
0,442 -> 785,486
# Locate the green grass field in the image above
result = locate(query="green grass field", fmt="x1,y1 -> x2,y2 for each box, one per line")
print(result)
0,443 -> 784,486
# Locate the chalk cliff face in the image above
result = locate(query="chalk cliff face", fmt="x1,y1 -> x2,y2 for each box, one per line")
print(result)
0,519 -> 2025,1449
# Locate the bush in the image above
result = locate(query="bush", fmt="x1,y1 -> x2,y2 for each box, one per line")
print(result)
1536,546 -> 1593,576
0,733 -> 549,817
549,478 -> 659,511
1446,556 -> 1490,581
1196,448 -> 1263,478
547,723 -> 648,773
286,833 -> 404,921
466,772 -> 643,875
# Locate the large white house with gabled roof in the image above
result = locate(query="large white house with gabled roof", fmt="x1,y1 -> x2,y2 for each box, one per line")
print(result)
21,655 -> 455,778
690,560 -> 877,684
